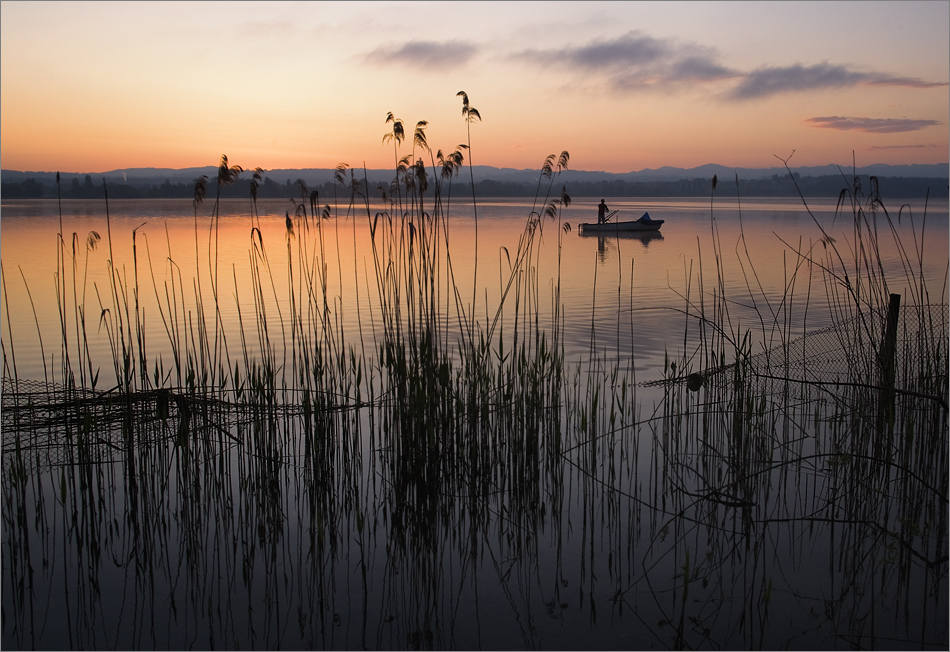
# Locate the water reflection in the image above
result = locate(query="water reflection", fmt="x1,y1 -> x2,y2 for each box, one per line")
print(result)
2,195 -> 947,649
577,229 -> 664,260
3,341 -> 946,649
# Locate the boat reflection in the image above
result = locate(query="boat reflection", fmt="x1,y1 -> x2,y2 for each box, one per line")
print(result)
578,229 -> 664,256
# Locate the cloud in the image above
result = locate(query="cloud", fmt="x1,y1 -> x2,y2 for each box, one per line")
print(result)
668,56 -> 736,82
729,63 -> 867,99
363,40 -> 477,69
514,31 -> 737,93
865,76 -> 948,89
869,144 -> 945,150
518,31 -> 670,69
806,116 -> 941,133
514,32 -> 945,100
729,63 -> 949,100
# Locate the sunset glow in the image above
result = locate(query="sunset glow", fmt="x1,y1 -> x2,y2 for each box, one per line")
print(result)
2,1 -> 947,174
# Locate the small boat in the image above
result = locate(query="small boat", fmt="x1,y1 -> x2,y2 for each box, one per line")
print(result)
578,211 -> 664,234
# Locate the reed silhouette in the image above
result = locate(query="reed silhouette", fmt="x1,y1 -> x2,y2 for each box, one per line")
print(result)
1,100 -> 946,650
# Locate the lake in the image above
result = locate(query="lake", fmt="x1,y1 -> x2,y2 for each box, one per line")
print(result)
3,194 -> 946,383
2,191 -> 948,649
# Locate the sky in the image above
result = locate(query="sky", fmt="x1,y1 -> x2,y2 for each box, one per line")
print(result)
1,1 -> 948,174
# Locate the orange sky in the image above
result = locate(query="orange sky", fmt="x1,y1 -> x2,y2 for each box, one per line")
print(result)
2,1 -> 948,174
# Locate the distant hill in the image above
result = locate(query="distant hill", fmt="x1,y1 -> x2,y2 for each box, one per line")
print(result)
2,163 -> 947,200
4,162 -> 948,183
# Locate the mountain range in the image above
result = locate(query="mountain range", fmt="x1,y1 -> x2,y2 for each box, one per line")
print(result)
3,162 -> 947,187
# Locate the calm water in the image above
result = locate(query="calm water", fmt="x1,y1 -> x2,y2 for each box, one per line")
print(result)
3,195 -> 946,383
2,195 -> 948,650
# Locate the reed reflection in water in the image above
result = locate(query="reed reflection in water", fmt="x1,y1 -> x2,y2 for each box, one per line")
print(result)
2,189 -> 947,650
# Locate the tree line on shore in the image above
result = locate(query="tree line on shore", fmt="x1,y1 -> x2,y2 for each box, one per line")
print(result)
2,171 -> 946,200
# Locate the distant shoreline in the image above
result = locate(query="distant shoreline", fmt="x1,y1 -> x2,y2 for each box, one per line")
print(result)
3,173 -> 946,201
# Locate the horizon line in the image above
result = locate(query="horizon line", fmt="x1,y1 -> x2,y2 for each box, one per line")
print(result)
4,161 -> 948,177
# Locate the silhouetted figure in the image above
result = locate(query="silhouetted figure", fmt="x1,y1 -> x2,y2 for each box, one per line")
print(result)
598,199 -> 609,224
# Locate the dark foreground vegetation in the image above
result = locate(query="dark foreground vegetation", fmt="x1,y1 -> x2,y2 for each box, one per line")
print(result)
2,94 -> 947,650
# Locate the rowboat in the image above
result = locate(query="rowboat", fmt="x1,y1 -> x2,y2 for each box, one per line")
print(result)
578,211 -> 664,234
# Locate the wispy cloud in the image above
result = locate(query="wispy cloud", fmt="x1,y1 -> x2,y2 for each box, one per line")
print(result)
363,40 -> 477,69
729,64 -> 948,99
518,31 -> 671,69
807,116 -> 941,133
514,31 -> 738,93
514,33 -> 945,100
668,56 -> 736,82
865,76 -> 948,89
729,64 -> 866,99
869,144 -> 945,150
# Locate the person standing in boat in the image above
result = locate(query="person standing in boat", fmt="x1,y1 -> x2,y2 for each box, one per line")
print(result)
598,199 -> 609,224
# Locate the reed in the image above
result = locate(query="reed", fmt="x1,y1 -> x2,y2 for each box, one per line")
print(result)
1,106 -> 946,649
